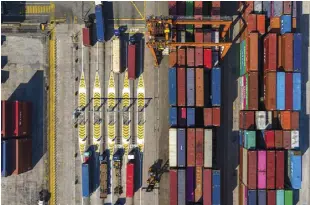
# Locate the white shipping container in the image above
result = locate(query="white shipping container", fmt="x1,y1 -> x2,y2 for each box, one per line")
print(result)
204,129 -> 213,168
212,30 -> 219,51
242,148 -> 248,186
169,128 -> 177,167
254,1 -> 263,13
112,38 -> 120,73
291,130 -> 299,149
255,111 -> 266,130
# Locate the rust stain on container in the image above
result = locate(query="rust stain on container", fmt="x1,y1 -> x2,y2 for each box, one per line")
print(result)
264,72 -> 277,110
196,68 -> 204,107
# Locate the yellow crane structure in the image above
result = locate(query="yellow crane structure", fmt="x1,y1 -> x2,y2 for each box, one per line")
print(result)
146,17 -> 233,67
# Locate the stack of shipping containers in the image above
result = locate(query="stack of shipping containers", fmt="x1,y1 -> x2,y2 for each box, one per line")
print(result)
239,2 -> 301,204
1,100 -> 32,177
169,1 -> 221,205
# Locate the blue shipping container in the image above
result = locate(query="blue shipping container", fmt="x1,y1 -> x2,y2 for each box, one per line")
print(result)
95,5 -> 105,42
1,140 -> 14,177
187,68 -> 195,106
177,129 -> 186,167
258,190 -> 266,205
82,163 -> 90,197
178,170 -> 186,205
277,72 -> 285,110
293,33 -> 302,72
211,67 -> 221,106
212,170 -> 220,205
248,190 -> 257,205
187,108 -> 195,127
280,15 -> 292,35
169,67 -> 177,106
288,151 -> 302,189
239,130 -> 243,146
276,190 -> 284,205
293,73 -> 301,111
169,107 -> 177,127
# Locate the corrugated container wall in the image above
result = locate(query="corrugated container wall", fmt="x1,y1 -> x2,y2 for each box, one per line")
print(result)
177,129 -> 186,167
280,15 -> 292,34
276,190 -> 284,205
13,138 -> 32,174
285,73 -> 293,110
1,140 -> 15,177
276,72 -> 285,110
195,48 -> 203,67
170,170 -> 177,205
281,34 -> 293,71
291,130 -> 299,149
267,151 -> 275,189
212,107 -> 220,127
248,151 -> 257,189
178,67 -> 186,106
178,48 -> 186,66
128,45 -> 136,80
204,108 -> 213,127
203,169 -> 212,205
276,151 -> 284,189
195,167 -> 203,202
196,68 -> 204,107
169,128 -> 177,167
273,1 -> 283,16
247,72 -> 258,110
82,28 -> 91,46
178,170 -> 186,205
258,151 -> 267,189
283,130 -> 291,149
186,167 -> 195,202
82,164 -> 90,197
264,72 -> 276,110
257,14 -> 266,35
247,33 -> 259,72
293,33 -> 302,72
187,48 -> 195,67
247,14 -> 257,33
204,129 -> 213,168
211,67 -> 221,106
248,190 -> 257,205
293,73 -> 301,110
264,33 -> 277,71
187,68 -> 195,106
284,190 -> 293,205
187,108 -> 195,127
212,170 -> 221,205
288,151 -> 302,189
283,1 -> 292,15
187,128 -> 195,167
291,112 -> 299,130
169,107 -> 177,127
267,190 -> 276,205
195,128 -> 204,166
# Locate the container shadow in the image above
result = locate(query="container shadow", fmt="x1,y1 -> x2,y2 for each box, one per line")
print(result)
1,1 -> 26,23
120,32 -> 129,73
1,35 -> 6,45
7,71 -> 46,168
1,70 -> 9,84
1,56 -> 8,69
132,33 -> 145,77
88,145 -> 100,194
103,1 -> 114,41
134,148 -> 143,192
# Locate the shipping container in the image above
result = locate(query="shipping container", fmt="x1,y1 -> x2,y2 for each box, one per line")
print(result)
264,72 -> 277,110
187,108 -> 195,127
212,107 -> 220,127
265,130 -> 275,149
267,151 -> 275,189
126,163 -> 134,197
180,31 -> 186,42
186,1 -> 194,32
187,167 -> 195,202
204,108 -> 212,127
292,1 -> 297,17
240,75 -> 246,109
187,128 -> 195,167
244,131 -> 256,149
211,67 -> 221,106
204,129 -> 213,168
177,129 -> 186,167
283,1 -> 292,15
112,38 -> 120,73
254,1 -> 263,12
276,151 -> 284,189
178,48 -> 186,66
248,151 -> 257,189
1,101 -> 13,137
196,68 -> 204,107
212,51 -> 219,67
195,29 -> 203,42
187,68 -> 195,106
247,33 -> 258,72
258,151 -> 266,189
258,190 -> 267,205
177,1 -> 186,16
276,72 -> 285,110
293,33 -> 302,72
288,150 -> 302,189
196,128 -> 204,166
248,190 -> 257,205
280,15 -> 292,34
99,162 -> 108,199
284,190 -> 293,205
194,1 -> 203,27
293,73 -> 301,110
291,112 -> 299,130
212,170 -> 221,205
178,108 -> 187,127
13,138 -> 32,174
169,1 -> 177,16
195,48 -> 203,67
256,111 -> 267,130
264,33 -> 277,71
178,170 -> 186,205
82,163 -> 90,197
285,73 -> 293,110
240,40 -> 246,76
291,130 -> 299,149
280,111 -> 291,130
276,190 -> 284,205
274,130 -> 283,149
283,130 -> 291,149
247,72 -> 258,110
82,28 -> 91,46
247,14 -> 257,33
273,1 -> 283,16
239,111 -> 255,130
263,1 -> 271,17
269,17 -> 281,32
203,169 -> 212,205
178,67 -> 186,106
204,30 -> 211,42
169,107 -> 177,127
281,34 -> 294,71
128,44 -> 136,80
169,51 -> 177,67
95,4 -> 105,42
1,140 -> 14,177
195,167 -> 203,202
257,14 -> 266,35
169,67 -> 177,106
187,48 -> 195,67
267,190 -> 276,205
204,48 -> 212,69
242,148 -> 248,185
169,128 -> 177,167
170,170 -> 177,205
12,101 -> 32,137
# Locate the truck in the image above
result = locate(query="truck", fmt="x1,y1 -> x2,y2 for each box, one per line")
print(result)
82,27 -> 91,47
113,149 -> 123,195
126,162 -> 134,197
128,43 -> 136,80
82,163 -> 90,197
95,2 -> 105,42
112,37 -> 121,73
99,155 -> 108,199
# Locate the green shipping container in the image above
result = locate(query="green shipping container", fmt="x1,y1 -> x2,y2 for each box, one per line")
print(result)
284,190 -> 293,205
240,40 -> 246,76
244,131 -> 256,149
276,190 -> 284,205
186,1 -> 194,31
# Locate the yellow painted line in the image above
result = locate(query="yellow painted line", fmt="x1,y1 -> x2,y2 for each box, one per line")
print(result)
24,4 -> 53,14
108,18 -> 145,21
108,72 -> 116,142
130,1 -> 145,20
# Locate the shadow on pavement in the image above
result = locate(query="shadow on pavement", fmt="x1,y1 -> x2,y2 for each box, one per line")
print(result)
134,148 -> 143,192
1,56 -> 8,69
1,1 -> 26,23
1,70 -> 9,84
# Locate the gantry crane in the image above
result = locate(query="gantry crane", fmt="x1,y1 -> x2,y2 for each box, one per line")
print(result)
146,16 -> 233,67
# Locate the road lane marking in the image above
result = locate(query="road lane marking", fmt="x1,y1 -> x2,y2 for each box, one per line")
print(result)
131,1 -> 145,20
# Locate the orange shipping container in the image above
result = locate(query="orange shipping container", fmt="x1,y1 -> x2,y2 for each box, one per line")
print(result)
264,72 -> 277,110
280,111 -> 291,130
169,51 -> 177,67
257,14 -> 265,35
212,107 -> 220,127
292,17 -> 297,29
195,167 -> 203,202
247,33 -> 258,72
178,49 -> 186,66
247,14 -> 257,33
196,68 -> 204,107
270,17 -> 280,29
281,34 -> 294,71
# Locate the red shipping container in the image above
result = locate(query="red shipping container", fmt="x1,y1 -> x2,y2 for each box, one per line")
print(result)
239,111 -> 255,130
204,48 -> 212,69
264,33 -> 277,71
248,71 -> 259,110
285,73 -> 293,110
265,130 -> 275,149
291,111 -> 299,130
170,170 -> 178,205
196,68 -> 204,107
247,14 -> 257,33
274,130 -> 283,149
82,28 -> 91,46
169,51 -> 177,67
194,1 -> 203,15
169,1 -> 177,16
203,31 -> 211,43
212,107 -> 220,127
283,131 -> 291,149
244,1 -> 254,18
13,138 -> 32,174
264,71 -> 277,110
128,44 -> 136,80
267,190 -> 276,205
283,1 -> 292,15
257,14 -> 265,35
177,67 -> 186,106
126,163 -> 134,197
187,48 -> 195,67
275,151 -> 284,189
203,169 -> 212,205
178,48 -> 186,66
212,1 -> 220,8
187,128 -> 196,167
195,128 -> 204,166
247,150 -> 257,189
204,108 -> 212,126
13,101 -> 32,137
195,29 -> 203,43
281,34 -> 293,71
195,48 -> 203,67
267,151 -> 275,189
